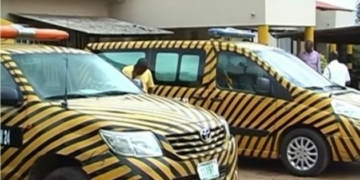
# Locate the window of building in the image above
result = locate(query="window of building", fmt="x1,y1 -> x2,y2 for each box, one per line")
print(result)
217,51 -> 268,93
98,51 -> 146,70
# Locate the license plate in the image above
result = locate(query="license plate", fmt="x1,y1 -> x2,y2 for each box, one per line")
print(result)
0,126 -> 23,147
197,159 -> 220,180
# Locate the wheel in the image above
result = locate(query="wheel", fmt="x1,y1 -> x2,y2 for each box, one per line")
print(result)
279,128 -> 330,177
44,166 -> 90,180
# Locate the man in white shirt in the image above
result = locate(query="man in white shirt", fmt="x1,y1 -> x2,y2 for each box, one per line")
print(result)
323,51 -> 350,86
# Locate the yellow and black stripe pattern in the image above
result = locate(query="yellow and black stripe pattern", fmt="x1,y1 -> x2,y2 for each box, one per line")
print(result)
1,43 -> 238,180
87,40 -> 360,163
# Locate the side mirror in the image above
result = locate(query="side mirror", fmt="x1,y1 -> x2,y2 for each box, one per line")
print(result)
132,79 -> 143,89
1,86 -> 22,107
255,77 -> 271,94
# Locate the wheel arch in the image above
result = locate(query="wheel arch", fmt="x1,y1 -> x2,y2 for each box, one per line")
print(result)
29,153 -> 83,180
277,124 -> 332,159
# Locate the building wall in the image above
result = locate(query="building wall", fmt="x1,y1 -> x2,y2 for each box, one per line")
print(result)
1,0 -> 109,18
110,0 -> 265,28
265,0 -> 316,26
315,10 -> 355,57
110,0 -> 316,28
315,10 -> 354,29
316,10 -> 337,29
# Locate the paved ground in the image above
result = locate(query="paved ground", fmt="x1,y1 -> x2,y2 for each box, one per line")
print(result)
238,158 -> 360,180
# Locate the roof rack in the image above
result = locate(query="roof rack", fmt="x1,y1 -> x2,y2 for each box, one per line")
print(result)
208,27 -> 256,42
1,24 -> 69,41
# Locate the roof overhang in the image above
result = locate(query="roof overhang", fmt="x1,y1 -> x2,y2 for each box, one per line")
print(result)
316,1 -> 354,12
274,25 -> 360,44
10,13 -> 173,36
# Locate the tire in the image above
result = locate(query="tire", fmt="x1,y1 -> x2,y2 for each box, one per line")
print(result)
44,166 -> 90,180
280,128 -> 330,177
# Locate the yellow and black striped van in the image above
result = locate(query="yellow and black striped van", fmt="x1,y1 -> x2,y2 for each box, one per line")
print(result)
1,43 -> 238,180
89,40 -> 360,177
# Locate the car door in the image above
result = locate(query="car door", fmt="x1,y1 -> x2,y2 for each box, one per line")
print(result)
205,50 -> 290,157
1,62 -> 25,176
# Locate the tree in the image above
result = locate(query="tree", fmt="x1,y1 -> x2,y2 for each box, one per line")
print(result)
354,1 -> 360,88
357,0 -> 360,24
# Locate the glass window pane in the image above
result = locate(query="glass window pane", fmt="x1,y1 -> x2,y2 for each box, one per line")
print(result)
180,55 -> 200,81
98,52 -> 145,70
1,64 -> 17,88
155,53 -> 178,81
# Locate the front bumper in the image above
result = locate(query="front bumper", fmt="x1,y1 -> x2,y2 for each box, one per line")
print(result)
83,136 -> 238,180
328,117 -> 360,162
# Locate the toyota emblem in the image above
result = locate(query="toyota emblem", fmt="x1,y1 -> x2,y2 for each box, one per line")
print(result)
200,128 -> 212,142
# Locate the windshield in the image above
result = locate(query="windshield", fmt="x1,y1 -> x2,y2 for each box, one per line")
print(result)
253,49 -> 333,88
12,53 -> 143,99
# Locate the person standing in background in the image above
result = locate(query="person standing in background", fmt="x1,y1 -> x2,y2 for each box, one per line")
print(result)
122,58 -> 155,93
299,40 -> 322,73
323,51 -> 351,87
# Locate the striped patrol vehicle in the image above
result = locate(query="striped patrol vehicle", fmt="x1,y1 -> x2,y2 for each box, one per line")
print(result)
88,28 -> 360,177
0,25 -> 238,180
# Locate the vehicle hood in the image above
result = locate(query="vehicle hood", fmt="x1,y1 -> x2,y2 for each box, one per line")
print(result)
330,88 -> 360,107
49,94 -> 222,134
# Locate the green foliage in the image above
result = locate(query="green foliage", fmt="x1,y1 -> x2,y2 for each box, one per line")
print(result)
354,45 -> 360,81
320,54 -> 328,72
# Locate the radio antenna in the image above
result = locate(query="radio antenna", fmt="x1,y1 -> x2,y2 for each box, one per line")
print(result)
61,18 -> 69,109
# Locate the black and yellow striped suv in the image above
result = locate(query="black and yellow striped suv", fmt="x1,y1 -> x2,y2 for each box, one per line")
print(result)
89,40 -> 360,177
1,43 -> 238,180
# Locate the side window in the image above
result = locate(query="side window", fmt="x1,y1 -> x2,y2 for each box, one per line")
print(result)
153,50 -> 204,87
179,55 -> 200,82
155,53 -> 178,81
98,51 -> 146,70
216,51 -> 269,94
1,64 -> 18,89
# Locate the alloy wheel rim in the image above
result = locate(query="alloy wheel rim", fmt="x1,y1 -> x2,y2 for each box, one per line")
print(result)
286,136 -> 318,171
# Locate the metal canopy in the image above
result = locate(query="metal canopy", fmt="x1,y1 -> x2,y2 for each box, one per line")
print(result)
274,25 -> 360,44
10,13 -> 173,36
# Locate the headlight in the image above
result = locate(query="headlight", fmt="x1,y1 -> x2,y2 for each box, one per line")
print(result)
219,117 -> 231,137
99,130 -> 163,157
331,100 -> 360,120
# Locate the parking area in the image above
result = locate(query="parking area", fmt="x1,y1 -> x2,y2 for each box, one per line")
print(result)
238,158 -> 360,180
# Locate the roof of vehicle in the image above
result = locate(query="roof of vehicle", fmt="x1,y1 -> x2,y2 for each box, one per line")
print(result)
1,43 -> 90,55
235,42 -> 279,51
87,40 -> 280,53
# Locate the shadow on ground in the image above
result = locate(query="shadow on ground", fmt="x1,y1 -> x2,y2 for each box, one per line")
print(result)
238,157 -> 360,180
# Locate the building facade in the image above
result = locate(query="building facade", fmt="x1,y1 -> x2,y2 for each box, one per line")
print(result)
1,0 -> 355,48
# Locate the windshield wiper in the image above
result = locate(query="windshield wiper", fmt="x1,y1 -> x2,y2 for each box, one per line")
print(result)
45,90 -> 134,100
303,86 -> 324,90
324,84 -> 347,90
89,90 -> 134,97
44,93 -> 89,100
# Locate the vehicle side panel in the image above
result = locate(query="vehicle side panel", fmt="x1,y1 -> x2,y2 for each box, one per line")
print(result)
87,41 -> 359,163
1,49 -> 237,180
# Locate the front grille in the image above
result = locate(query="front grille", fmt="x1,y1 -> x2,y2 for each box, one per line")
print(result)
166,126 -> 226,156
173,166 -> 228,180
